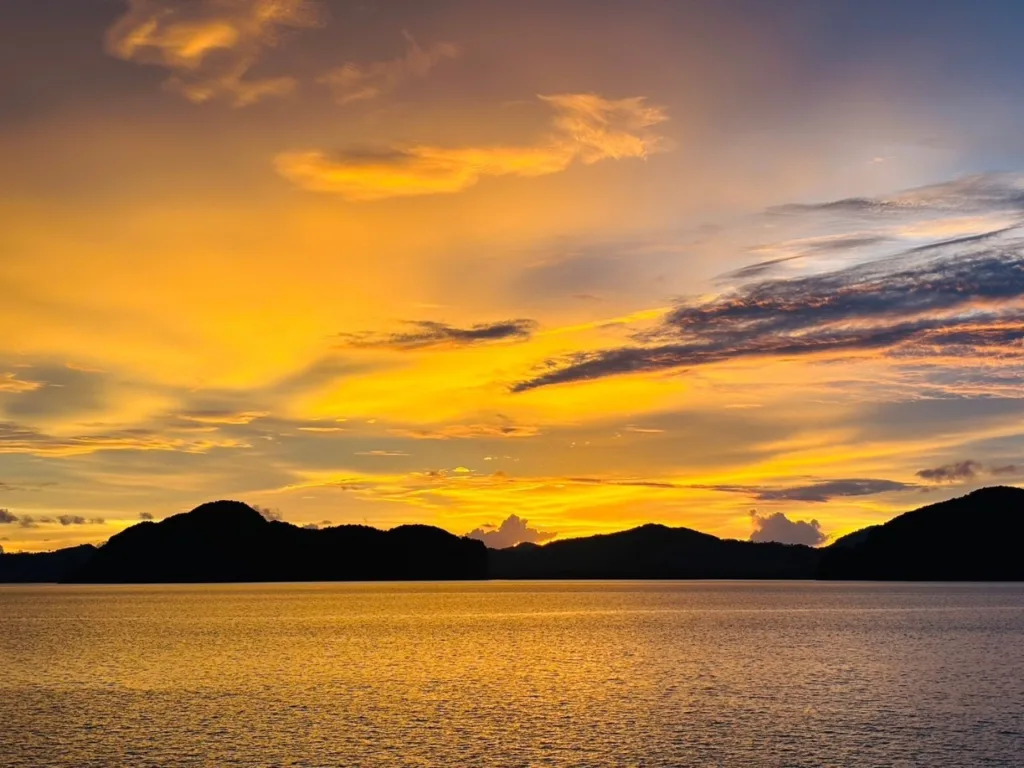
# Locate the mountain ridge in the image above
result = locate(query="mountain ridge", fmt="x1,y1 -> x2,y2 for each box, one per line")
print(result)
1,486 -> 1021,582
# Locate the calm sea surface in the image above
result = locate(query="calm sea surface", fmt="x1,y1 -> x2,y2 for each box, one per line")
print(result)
1,581 -> 1022,767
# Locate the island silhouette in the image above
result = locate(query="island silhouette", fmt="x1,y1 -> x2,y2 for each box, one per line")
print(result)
1,486 -> 1021,582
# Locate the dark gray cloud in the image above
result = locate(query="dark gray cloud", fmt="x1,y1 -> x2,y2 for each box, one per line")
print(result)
753,478 -> 913,502
0,509 -> 101,527
750,511 -> 827,546
342,319 -> 537,350
703,478 -> 914,503
466,514 -> 556,549
55,515 -> 103,526
139,512 -> 154,521
916,460 -> 983,483
513,231 -> 1024,391
914,459 -> 1021,482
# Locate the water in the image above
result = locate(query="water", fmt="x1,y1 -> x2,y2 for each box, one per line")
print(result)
1,581 -> 1022,767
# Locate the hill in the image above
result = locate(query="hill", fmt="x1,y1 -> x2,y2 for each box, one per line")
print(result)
65,500 -> 487,583
490,523 -> 819,579
0,544 -> 98,583
2,487 -> 1022,583
817,485 -> 1024,580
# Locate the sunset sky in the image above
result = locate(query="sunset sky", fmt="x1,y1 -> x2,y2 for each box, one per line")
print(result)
4,0 -> 1024,552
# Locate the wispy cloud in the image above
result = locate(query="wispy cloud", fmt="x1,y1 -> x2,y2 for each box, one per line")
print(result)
0,373 -> 43,394
275,93 -> 668,200
355,450 -> 409,457
513,223 -> 1024,391
0,421 -> 245,457
720,478 -> 915,503
340,319 -> 537,350
177,409 -> 269,425
390,419 -> 539,440
914,459 -> 1022,483
319,31 -> 458,104
105,0 -> 322,106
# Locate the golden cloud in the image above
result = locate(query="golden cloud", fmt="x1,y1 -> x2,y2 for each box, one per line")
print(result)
275,92 -> 668,200
105,0 -> 322,106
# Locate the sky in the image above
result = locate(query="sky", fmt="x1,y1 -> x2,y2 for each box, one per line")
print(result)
3,0 -> 1024,552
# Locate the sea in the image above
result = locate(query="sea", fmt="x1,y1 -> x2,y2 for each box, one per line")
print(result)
1,581 -> 1022,767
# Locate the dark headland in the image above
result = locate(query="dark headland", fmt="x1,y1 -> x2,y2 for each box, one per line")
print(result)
1,486 -> 1022,583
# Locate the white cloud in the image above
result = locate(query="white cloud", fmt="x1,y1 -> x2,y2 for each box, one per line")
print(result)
466,514 -> 556,549
749,510 -> 828,546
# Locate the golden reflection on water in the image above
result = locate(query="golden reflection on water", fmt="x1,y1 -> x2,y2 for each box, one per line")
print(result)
2,581 -> 1023,767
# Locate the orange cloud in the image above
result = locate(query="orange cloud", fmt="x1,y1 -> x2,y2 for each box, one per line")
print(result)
275,93 -> 668,200
319,31 -> 459,104
0,373 -> 43,394
105,0 -> 322,106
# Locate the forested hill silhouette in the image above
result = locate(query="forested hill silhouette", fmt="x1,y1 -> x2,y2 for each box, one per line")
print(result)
0,544 -> 96,583
65,500 -> 488,583
817,485 -> 1024,580
1,487 -> 1022,582
489,523 -> 818,579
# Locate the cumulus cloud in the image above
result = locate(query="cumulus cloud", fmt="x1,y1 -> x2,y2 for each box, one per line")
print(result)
466,514 -> 556,549
750,510 -> 828,546
0,508 -> 17,524
252,504 -> 284,522
319,31 -> 458,104
512,224 -> 1024,391
275,92 -> 668,200
341,319 -> 537,350
139,512 -> 155,520
105,0 -> 322,106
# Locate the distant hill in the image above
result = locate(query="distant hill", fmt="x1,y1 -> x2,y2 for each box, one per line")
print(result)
0,544 -> 97,583
490,523 -> 819,579
65,500 -> 488,583
817,486 -> 1024,580
1,488 -> 1021,583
